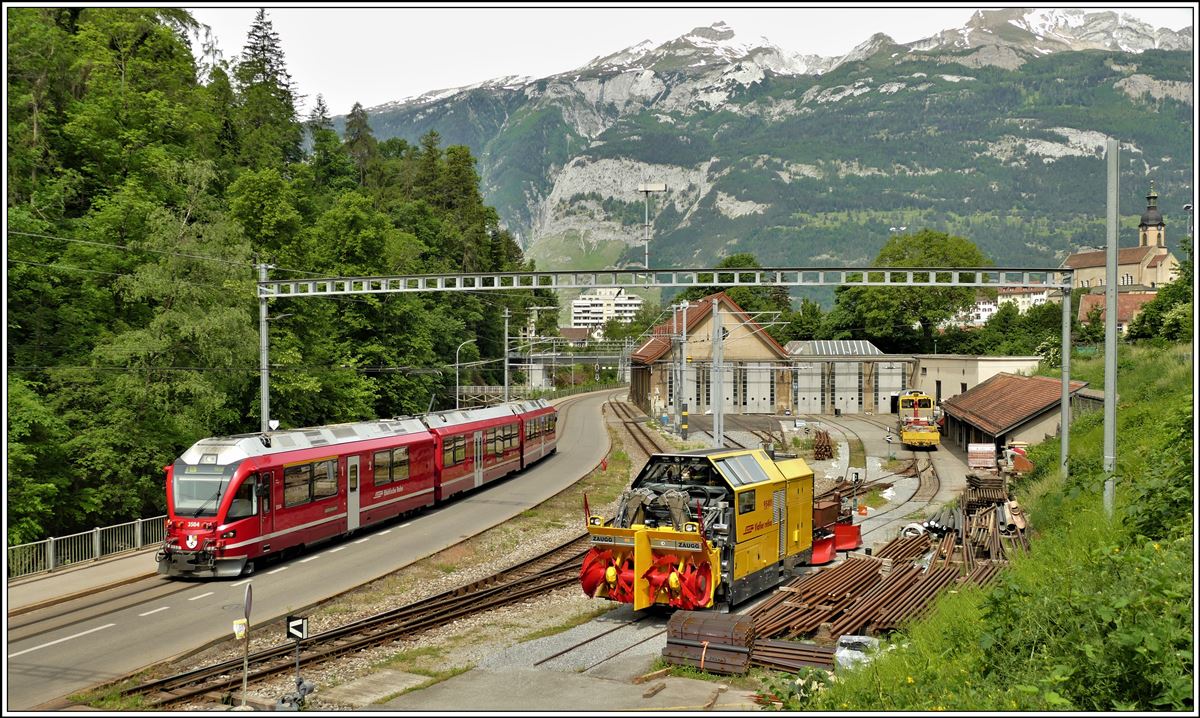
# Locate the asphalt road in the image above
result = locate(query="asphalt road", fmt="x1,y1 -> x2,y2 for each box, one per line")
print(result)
5,389 -> 618,711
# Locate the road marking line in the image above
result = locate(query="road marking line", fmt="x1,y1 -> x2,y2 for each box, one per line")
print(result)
188,592 -> 214,601
327,546 -> 346,554
377,529 -> 392,535
139,607 -> 169,617
8,623 -> 116,658
298,555 -> 320,563
231,579 -> 253,587
268,566 -> 288,574
354,538 -> 369,544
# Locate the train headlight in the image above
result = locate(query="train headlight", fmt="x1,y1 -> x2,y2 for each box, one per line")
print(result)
683,522 -> 699,533
221,530 -> 236,538
588,516 -> 602,526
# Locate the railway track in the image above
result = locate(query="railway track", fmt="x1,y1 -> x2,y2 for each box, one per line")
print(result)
607,400 -> 670,456
799,414 -> 944,540
114,533 -> 594,707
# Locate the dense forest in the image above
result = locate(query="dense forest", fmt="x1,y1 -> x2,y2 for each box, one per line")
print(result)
6,8 -> 556,543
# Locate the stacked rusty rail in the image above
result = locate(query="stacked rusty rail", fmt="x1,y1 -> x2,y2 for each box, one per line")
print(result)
872,566 -> 961,630
825,564 -> 923,637
812,429 -> 834,460
961,560 -> 1005,587
751,556 -> 884,639
873,534 -> 930,562
750,638 -> 836,672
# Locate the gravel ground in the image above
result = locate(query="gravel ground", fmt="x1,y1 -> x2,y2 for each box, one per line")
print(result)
171,403 -> 645,711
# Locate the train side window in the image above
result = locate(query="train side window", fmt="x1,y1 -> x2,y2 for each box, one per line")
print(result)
284,464 -> 312,507
394,446 -> 410,481
349,463 -> 358,491
738,489 -> 756,515
227,479 -> 256,519
508,423 -> 518,449
443,438 -> 456,467
374,450 -> 392,484
312,460 -> 337,500
487,428 -> 497,456
456,435 -> 467,463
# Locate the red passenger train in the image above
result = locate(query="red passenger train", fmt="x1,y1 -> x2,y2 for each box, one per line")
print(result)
157,400 -> 558,578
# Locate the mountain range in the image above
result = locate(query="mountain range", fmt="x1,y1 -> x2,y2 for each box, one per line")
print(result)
341,8 -> 1194,281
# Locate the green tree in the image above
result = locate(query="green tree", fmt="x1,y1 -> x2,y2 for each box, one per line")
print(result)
784,298 -> 825,342
831,229 -> 993,352
1126,237 -> 1193,341
300,94 -> 355,197
342,101 -> 378,187
232,8 -> 302,169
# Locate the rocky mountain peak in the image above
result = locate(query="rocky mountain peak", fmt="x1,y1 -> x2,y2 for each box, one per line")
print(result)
684,21 -> 735,42
919,7 -> 1193,55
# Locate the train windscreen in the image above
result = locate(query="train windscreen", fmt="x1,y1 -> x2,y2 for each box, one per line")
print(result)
173,459 -> 241,517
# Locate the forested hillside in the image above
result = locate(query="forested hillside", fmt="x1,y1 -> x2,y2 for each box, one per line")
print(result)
355,23 -> 1192,276
6,8 -> 555,543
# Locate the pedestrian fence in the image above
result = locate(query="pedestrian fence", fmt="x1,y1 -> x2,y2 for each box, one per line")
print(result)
6,385 -> 632,581
7,515 -> 167,581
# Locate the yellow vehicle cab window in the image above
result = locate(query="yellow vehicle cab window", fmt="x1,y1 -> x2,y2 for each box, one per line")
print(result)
714,454 -> 770,486
738,489 -> 756,514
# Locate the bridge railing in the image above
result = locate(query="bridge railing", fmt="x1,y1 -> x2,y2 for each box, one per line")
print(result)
7,516 -> 166,581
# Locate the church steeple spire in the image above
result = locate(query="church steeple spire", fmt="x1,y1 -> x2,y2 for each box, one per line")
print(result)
1138,180 -> 1165,248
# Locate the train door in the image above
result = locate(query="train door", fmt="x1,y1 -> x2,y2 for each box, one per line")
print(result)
473,431 -> 484,488
347,456 -> 360,531
258,471 -> 274,549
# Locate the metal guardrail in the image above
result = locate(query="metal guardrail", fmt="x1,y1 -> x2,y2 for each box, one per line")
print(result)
5,384 -> 628,581
7,515 -> 166,581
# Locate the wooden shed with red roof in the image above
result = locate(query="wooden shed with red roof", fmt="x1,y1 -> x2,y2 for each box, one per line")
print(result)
629,292 -> 792,417
940,373 -> 1090,451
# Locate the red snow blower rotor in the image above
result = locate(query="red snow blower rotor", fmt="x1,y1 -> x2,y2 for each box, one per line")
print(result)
580,547 -> 635,603
640,553 -> 712,610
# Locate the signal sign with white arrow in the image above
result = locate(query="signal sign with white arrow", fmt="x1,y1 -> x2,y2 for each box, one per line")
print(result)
286,615 -> 308,641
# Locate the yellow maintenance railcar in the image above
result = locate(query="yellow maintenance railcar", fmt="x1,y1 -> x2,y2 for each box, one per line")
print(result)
897,390 -> 940,448
580,448 -> 814,611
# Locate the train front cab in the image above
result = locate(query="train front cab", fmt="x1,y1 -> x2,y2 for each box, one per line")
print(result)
160,449 -> 269,578
898,391 -> 940,449
582,449 -> 813,611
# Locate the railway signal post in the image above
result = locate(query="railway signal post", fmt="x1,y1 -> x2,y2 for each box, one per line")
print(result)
240,585 -> 251,708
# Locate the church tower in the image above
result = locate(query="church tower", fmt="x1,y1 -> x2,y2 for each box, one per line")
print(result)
1138,181 -> 1165,248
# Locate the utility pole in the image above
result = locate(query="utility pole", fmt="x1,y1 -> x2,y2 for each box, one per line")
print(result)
257,261 -> 273,433
711,298 -> 724,448
503,308 -> 510,404
638,182 -> 666,269
1103,138 -> 1119,516
672,304 -> 680,432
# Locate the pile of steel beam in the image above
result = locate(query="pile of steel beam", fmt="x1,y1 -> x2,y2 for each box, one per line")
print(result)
825,564 -> 923,638
960,560 -> 1005,587
750,638 -> 836,672
813,430 -> 834,460
751,555 -> 883,639
873,534 -> 931,562
662,610 -> 755,675
871,566 -> 961,631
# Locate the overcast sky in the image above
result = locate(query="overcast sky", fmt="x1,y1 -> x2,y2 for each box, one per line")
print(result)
184,4 -> 1195,116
